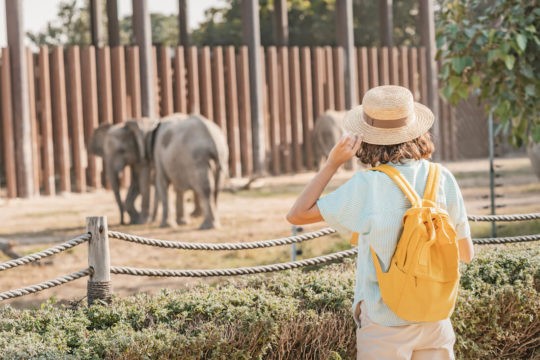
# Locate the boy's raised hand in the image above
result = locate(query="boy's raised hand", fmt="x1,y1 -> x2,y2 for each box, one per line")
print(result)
327,133 -> 362,168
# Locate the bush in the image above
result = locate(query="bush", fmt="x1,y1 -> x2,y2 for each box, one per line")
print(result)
0,245 -> 538,359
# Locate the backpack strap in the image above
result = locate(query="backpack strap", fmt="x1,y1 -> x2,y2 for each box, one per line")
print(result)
423,163 -> 441,203
371,164 -> 422,207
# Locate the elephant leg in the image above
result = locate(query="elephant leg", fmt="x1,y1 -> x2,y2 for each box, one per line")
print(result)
194,168 -> 219,230
151,184 -> 159,222
190,190 -> 203,217
125,176 -> 140,224
156,165 -> 172,228
175,188 -> 189,225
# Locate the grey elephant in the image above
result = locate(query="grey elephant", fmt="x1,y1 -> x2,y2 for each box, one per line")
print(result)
312,110 -> 346,168
88,118 -> 158,225
152,113 -> 229,230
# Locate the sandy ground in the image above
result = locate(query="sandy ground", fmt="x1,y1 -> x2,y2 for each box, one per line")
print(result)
0,156 -> 538,308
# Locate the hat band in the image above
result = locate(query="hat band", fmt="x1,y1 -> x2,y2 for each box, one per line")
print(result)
363,113 -> 411,129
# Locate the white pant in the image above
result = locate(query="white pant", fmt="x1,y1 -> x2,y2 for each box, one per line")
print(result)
355,302 -> 455,360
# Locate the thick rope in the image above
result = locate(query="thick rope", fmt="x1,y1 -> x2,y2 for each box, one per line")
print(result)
108,228 -> 337,250
468,213 -> 540,222
0,268 -> 92,301
111,248 -> 358,278
472,233 -> 540,245
87,280 -> 112,305
0,234 -> 91,272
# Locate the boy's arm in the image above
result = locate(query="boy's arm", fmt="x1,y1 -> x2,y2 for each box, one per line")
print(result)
287,134 -> 362,225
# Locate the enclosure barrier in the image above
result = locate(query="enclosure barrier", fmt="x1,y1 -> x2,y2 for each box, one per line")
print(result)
0,214 -> 539,305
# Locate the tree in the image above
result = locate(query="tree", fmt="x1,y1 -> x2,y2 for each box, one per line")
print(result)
191,0 -> 420,47
437,0 -> 540,147
27,0 -> 92,46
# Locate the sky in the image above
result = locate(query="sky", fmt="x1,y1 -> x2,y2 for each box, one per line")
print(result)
0,0 -> 222,46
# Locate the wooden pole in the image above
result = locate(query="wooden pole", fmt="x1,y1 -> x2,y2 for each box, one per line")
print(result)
86,216 -> 111,305
90,0 -> 103,47
5,0 -> 35,197
133,0 -> 156,117
274,0 -> 289,46
336,0 -> 357,109
178,0 -> 190,47
379,0 -> 393,47
242,0 -> 266,175
106,0 -> 120,47
419,0 -> 440,159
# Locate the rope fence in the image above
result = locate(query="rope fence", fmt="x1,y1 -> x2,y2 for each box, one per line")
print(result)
0,213 -> 538,304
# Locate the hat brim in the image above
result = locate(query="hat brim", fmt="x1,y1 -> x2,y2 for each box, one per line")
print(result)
342,102 -> 434,145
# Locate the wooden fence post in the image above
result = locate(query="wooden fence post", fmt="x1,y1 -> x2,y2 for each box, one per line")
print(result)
86,216 -> 111,305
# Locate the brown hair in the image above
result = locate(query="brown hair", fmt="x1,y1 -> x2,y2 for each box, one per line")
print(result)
357,132 -> 435,167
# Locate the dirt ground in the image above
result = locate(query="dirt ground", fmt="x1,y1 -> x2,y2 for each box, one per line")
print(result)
0,156 -> 539,308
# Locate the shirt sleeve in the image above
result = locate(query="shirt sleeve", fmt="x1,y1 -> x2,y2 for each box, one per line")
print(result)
316,173 -> 370,235
443,168 -> 471,240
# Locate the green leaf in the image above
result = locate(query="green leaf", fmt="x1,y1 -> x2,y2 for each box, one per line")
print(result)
451,56 -> 473,74
504,55 -> 516,70
525,84 -> 536,97
487,49 -> 501,64
515,34 -> 527,52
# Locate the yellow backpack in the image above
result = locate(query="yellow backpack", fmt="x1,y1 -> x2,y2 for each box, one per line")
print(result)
353,163 -> 460,322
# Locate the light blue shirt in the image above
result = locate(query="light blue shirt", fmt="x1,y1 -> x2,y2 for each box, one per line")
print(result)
317,159 -> 470,326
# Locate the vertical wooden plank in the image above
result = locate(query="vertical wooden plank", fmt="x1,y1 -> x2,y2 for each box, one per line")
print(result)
224,46 -> 241,177
97,47 -> 113,123
212,47 -> 227,135
357,47 -> 369,100
173,47 -> 187,114
26,48 -> 40,193
379,47 -> 390,85
126,46 -> 141,118
278,46 -> 292,174
418,47 -> 428,105
111,46 -> 129,187
312,47 -> 325,118
324,46 -> 335,111
81,46 -> 102,190
289,46 -> 303,172
266,47 -> 280,175
111,46 -> 127,124
50,47 -> 71,193
158,46 -> 173,116
368,47 -> 379,88
333,47 -> 346,111
66,47 -> 87,193
152,46 -> 160,116
399,46 -> 409,88
389,46 -> 400,85
259,46 -> 270,173
199,47 -> 213,120
0,48 -> 17,197
187,46 -> 200,114
408,47 -> 419,101
300,47 -> 314,169
237,46 -> 252,176
37,46 -> 55,195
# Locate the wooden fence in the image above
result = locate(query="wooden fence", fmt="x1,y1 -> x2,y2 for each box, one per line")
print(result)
0,45 -> 454,198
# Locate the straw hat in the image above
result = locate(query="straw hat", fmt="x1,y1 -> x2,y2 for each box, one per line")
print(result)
343,85 -> 434,145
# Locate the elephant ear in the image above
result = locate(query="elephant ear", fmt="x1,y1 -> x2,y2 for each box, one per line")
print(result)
88,123 -> 112,157
126,119 -> 159,163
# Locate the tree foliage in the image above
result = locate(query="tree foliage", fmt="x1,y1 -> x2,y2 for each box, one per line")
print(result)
192,0 -> 421,46
437,0 -> 540,147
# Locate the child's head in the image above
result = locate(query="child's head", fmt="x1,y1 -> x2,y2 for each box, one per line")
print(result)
342,85 -> 435,166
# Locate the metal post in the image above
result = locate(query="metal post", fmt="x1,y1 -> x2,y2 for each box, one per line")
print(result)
242,0 -> 266,175
336,0 -> 357,109
488,110 -> 496,237
291,225 -> 303,261
87,216 -> 112,305
178,0 -> 190,47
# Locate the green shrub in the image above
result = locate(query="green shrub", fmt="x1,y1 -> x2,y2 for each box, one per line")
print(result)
0,245 -> 538,359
